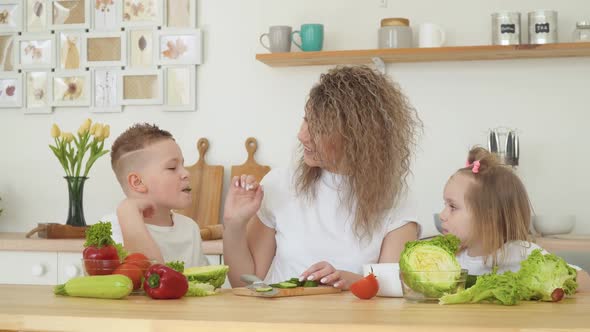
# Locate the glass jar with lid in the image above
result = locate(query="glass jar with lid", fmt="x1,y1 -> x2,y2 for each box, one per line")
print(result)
378,18 -> 412,48
573,21 -> 590,42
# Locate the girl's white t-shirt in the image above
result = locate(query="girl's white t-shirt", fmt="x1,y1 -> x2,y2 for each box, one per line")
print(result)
257,168 -> 420,284
100,212 -> 208,267
457,241 -> 581,275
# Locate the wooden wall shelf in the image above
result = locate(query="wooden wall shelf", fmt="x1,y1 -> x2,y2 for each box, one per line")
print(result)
256,42 -> 590,67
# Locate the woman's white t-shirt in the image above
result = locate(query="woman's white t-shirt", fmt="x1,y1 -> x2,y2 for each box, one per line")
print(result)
457,241 -> 581,275
100,212 -> 208,267
257,168 -> 419,284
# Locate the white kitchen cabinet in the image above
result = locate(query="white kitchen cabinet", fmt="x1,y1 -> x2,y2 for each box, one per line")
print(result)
0,251 -> 58,285
57,252 -> 84,284
206,254 -> 221,265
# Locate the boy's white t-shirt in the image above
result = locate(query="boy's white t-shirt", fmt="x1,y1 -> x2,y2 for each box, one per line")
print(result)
257,168 -> 420,284
457,241 -> 581,275
100,212 -> 208,267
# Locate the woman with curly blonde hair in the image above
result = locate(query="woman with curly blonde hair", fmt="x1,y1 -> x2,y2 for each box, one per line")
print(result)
223,66 -> 422,289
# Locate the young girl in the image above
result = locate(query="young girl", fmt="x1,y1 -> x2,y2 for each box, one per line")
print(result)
439,147 -> 590,291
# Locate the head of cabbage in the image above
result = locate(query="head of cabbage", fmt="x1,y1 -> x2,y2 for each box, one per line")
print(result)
399,234 -> 462,298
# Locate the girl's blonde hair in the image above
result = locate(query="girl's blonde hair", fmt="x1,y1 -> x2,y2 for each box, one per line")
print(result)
295,65 -> 422,241
459,147 -> 532,265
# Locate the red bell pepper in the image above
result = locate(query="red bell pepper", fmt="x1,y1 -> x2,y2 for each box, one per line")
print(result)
143,264 -> 189,299
83,222 -> 120,275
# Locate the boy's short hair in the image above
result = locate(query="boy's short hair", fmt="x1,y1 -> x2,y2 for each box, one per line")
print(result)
111,123 -> 173,184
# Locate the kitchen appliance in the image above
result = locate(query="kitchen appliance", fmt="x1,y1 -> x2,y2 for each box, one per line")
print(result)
487,127 -> 519,167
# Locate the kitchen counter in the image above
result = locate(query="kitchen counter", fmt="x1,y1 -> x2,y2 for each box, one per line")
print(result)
0,285 -> 589,332
0,232 -> 223,255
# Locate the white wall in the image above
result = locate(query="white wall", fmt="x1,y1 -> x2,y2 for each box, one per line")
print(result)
1,0 -> 589,237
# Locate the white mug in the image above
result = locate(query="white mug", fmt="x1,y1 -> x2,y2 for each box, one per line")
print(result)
362,263 -> 403,297
419,23 -> 446,47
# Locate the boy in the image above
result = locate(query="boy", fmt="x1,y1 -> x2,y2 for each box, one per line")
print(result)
102,123 -> 208,266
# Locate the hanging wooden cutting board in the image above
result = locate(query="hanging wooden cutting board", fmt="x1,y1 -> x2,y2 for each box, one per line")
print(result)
230,137 -> 271,183
177,138 -> 224,230
232,286 -> 341,298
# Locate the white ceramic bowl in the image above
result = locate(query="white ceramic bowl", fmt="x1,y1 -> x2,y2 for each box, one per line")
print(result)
532,215 -> 575,236
362,263 -> 403,297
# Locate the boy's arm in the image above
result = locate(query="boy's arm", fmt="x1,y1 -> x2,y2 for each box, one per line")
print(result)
117,199 -> 164,263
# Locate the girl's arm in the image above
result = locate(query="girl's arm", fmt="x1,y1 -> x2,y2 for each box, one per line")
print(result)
378,222 -> 419,263
577,270 -> 590,292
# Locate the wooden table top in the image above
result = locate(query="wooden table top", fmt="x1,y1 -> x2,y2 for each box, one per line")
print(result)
0,285 -> 588,332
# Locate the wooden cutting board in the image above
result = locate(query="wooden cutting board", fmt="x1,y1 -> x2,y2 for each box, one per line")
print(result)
177,138 -> 224,229
232,286 -> 341,298
230,137 -> 271,183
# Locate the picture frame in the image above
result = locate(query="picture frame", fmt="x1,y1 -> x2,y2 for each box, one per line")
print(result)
84,30 -> 126,67
0,71 -> 22,108
164,0 -> 195,28
51,70 -> 90,106
119,68 -> 162,105
56,30 -> 86,70
92,0 -> 120,30
0,0 -> 23,33
156,29 -> 202,65
163,65 -> 195,112
90,68 -> 122,113
24,70 -> 53,113
17,33 -> 55,69
50,0 -> 90,30
24,0 -> 49,32
0,32 -> 16,71
120,0 -> 162,28
127,27 -> 154,68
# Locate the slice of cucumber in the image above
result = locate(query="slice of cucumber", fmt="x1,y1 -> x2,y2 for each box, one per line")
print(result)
255,286 -> 273,292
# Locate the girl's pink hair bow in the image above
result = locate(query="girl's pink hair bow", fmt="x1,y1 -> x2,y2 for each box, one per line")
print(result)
465,160 -> 481,174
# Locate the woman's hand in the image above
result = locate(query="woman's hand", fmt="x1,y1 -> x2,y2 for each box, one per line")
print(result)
223,175 -> 264,229
299,261 -> 358,289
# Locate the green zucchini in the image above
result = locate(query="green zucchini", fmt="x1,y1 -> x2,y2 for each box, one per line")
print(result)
54,275 -> 133,299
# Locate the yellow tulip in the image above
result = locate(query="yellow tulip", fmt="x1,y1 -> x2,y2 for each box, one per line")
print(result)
63,132 -> 75,143
50,124 -> 61,138
89,123 -> 99,135
103,125 -> 110,139
94,124 -> 104,140
78,118 -> 92,135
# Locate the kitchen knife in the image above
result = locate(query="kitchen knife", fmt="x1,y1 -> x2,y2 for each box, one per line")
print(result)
506,131 -> 514,165
513,133 -> 519,166
240,274 -> 279,296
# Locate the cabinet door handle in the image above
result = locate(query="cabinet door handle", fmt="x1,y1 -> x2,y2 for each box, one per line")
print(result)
31,264 -> 46,277
65,265 -> 80,278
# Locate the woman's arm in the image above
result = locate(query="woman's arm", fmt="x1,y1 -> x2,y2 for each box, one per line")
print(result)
378,222 -> 419,263
577,270 -> 590,293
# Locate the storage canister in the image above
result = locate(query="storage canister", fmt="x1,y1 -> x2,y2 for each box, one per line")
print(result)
528,10 -> 558,44
378,18 -> 412,48
491,12 -> 521,45
573,21 -> 590,42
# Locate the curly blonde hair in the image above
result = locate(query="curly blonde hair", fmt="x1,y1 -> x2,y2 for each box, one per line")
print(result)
296,66 -> 422,241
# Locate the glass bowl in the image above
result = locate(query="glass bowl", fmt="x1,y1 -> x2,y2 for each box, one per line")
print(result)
81,258 -> 155,294
399,269 -> 467,302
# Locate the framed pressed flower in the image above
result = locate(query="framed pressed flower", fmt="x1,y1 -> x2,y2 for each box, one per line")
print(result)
91,68 -> 122,113
0,0 -> 23,33
156,29 -> 202,65
163,65 -> 195,112
165,0 -> 195,28
17,33 -> 56,69
25,0 -> 49,32
0,32 -> 16,71
24,71 -> 53,113
50,0 -> 90,30
84,30 -> 126,67
92,0 -> 120,30
52,70 -> 90,106
127,27 -> 154,67
121,0 -> 162,27
0,71 -> 22,108
56,31 -> 85,70
119,68 -> 162,105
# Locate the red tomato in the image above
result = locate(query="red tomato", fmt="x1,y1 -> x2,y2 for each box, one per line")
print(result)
124,253 -> 152,274
350,272 -> 379,300
113,263 -> 143,290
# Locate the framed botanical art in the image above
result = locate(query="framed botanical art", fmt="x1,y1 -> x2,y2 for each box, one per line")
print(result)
121,0 -> 162,27
0,0 -> 22,33
25,0 -> 49,32
0,32 -> 15,71
127,28 -> 154,68
119,69 -> 162,105
164,66 -> 195,111
0,71 -> 22,108
52,70 -> 90,106
17,33 -> 55,69
50,0 -> 90,30
24,71 -> 52,113
57,31 -> 85,70
93,0 -> 120,30
84,31 -> 126,67
165,0 -> 195,28
91,68 -> 121,112
156,29 -> 202,65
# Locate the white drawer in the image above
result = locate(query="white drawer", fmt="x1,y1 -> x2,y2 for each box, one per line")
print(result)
57,252 -> 84,284
0,251 -> 58,285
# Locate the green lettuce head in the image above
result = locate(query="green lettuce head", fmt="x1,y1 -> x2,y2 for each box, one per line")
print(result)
183,265 -> 229,288
399,234 -> 462,298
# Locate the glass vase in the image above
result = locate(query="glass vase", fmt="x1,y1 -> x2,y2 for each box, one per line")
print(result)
65,176 -> 88,227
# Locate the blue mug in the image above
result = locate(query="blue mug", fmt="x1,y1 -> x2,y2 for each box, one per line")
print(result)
292,24 -> 324,51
